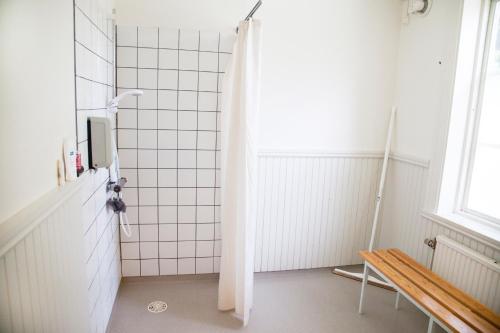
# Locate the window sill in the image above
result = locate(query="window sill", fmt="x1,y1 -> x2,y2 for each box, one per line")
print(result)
421,211 -> 500,248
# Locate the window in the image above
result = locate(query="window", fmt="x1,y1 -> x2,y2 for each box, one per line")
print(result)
461,0 -> 500,223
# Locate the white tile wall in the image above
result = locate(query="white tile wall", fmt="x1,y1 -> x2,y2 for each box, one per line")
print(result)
117,26 -> 234,277
74,0 -> 120,332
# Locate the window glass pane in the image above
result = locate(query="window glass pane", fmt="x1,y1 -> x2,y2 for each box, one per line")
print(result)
467,1 -> 500,219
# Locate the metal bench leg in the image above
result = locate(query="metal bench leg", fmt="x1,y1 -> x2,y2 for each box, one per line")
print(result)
395,291 -> 400,310
427,318 -> 434,333
358,263 -> 369,314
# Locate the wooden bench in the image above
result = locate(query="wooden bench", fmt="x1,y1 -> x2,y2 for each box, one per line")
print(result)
358,249 -> 500,333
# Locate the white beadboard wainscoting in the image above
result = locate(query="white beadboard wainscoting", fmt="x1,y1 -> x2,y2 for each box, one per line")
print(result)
254,151 -> 383,272
0,179 -> 89,333
432,235 -> 500,312
378,157 -> 500,268
256,150 -> 500,277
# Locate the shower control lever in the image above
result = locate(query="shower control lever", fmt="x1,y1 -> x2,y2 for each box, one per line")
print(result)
107,177 -> 128,193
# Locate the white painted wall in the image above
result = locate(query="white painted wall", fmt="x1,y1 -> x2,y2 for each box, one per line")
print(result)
390,0 -> 464,210
115,0 -> 402,151
0,0 -> 75,223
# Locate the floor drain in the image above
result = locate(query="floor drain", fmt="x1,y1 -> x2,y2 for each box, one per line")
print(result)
147,301 -> 167,314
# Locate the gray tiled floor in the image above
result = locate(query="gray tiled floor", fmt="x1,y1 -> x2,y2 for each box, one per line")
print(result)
107,268 -> 430,333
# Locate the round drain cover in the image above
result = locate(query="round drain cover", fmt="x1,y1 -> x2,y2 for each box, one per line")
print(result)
147,301 -> 167,314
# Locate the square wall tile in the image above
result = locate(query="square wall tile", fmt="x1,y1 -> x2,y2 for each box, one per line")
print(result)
198,72 -> 218,91
158,130 -> 177,149
138,205 -> 158,224
178,150 -> 196,168
218,53 -> 232,72
178,111 -> 197,130
158,169 -> 177,187
121,188 -> 138,206
214,257 -> 221,273
214,240 -> 221,256
178,258 -> 195,274
126,207 -> 139,225
138,27 -> 158,48
118,129 -> 137,148
159,28 -> 178,49
196,257 -> 214,274
122,260 -> 140,277
138,48 -> 158,68
179,71 -> 198,91
199,52 -> 218,72
140,225 -> 158,242
120,169 -> 138,187
158,110 -> 177,129
159,242 -> 177,258
214,223 -> 221,239
219,33 -> 235,53
117,68 -> 137,88
159,206 -> 177,224
178,241 -> 195,258
178,169 -> 196,187
196,241 -> 213,257
138,168 -> 157,187
121,242 -> 139,259
197,131 -> 216,149
158,90 -> 177,109
197,206 -> 214,223
138,109 -> 157,129
198,111 -> 216,130
179,51 -> 198,70
121,225 -> 139,242
178,206 -> 196,223
140,259 -> 159,276
138,89 -> 157,109
158,150 -> 177,168
178,131 -> 197,149
178,224 -> 195,241
159,49 -> 178,69
118,149 -> 137,168
159,188 -> 177,205
159,224 -> 177,241
198,92 -> 218,111
139,188 -> 157,206
140,242 -> 158,259
160,259 -> 177,275
117,108 -> 137,128
197,150 -> 215,168
178,188 -> 196,205
117,26 -> 137,47
200,31 -> 219,52
179,30 -> 199,50
197,169 -> 215,187
138,149 -> 157,168
158,70 -> 178,90
138,130 -> 157,149
138,69 -> 157,89
197,223 -> 214,240
178,91 -> 197,110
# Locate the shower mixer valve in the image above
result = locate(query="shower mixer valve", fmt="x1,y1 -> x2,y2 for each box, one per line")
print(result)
107,177 -> 128,193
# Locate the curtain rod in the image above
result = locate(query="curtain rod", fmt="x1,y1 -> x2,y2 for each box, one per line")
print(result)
236,0 -> 262,32
244,0 -> 262,21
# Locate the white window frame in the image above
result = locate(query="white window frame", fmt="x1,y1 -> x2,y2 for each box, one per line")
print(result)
455,0 -> 500,227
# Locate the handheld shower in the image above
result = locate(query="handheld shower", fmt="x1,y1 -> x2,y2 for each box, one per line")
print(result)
105,89 -> 143,237
107,89 -> 143,113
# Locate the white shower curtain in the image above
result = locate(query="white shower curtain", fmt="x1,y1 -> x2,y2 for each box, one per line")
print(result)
217,19 -> 262,326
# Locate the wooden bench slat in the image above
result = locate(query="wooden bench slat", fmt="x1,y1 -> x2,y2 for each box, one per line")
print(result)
388,248 -> 500,329
360,250 -> 476,333
375,250 -> 498,333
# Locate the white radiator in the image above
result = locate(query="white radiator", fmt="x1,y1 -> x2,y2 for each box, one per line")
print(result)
432,235 -> 500,313
0,178 -> 89,333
